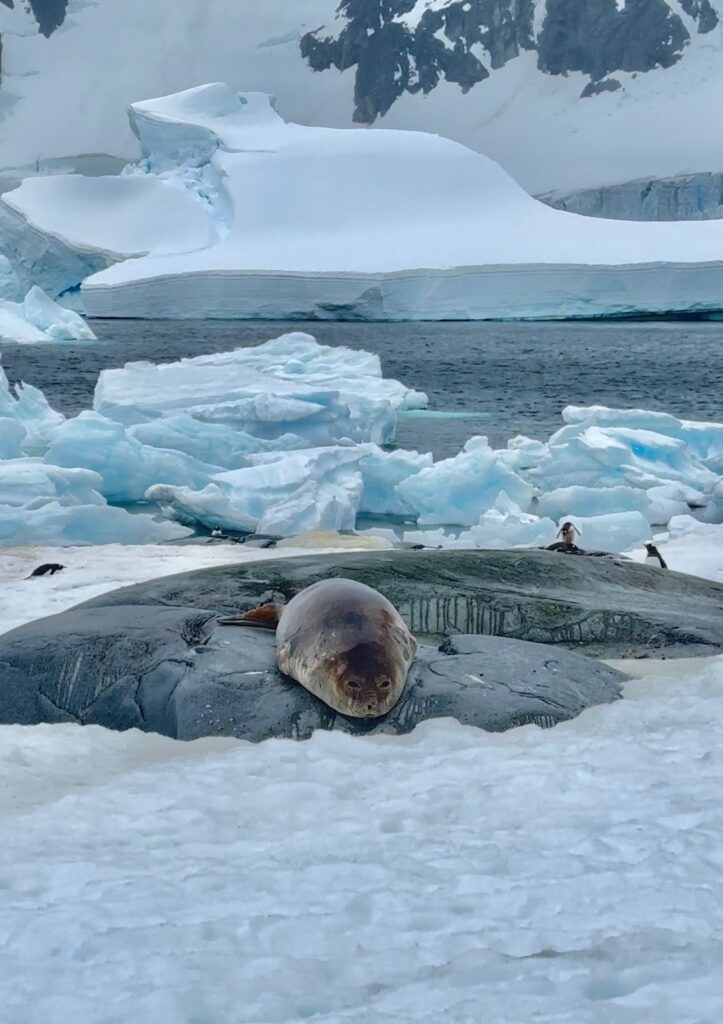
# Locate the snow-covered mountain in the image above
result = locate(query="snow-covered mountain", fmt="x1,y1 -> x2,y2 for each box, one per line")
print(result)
1,0 -> 723,204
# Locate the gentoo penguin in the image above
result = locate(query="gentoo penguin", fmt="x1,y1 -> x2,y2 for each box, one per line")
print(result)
210,528 -> 224,539
644,542 -> 668,569
26,563 -> 65,578
557,522 -> 580,546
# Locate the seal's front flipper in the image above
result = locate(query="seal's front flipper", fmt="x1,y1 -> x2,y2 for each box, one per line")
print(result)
217,603 -> 280,630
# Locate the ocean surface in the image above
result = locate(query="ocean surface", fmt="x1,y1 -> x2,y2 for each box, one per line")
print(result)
2,318 -> 723,458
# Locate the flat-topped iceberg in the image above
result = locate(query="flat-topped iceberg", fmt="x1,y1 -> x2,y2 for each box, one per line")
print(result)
4,83 -> 723,320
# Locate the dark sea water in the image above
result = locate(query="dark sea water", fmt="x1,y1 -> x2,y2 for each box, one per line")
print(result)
2,318 -> 723,458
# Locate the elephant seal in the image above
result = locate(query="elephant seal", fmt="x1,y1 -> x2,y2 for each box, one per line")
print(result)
218,577 -> 416,718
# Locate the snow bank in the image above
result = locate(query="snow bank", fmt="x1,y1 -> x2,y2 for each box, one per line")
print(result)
6,83 -> 723,321
2,655 -> 723,1021
0,286 -> 96,343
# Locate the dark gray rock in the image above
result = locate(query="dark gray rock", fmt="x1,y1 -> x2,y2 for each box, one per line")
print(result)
0,603 -> 624,740
2,547 -> 723,741
75,548 -> 723,659
300,0 -> 716,124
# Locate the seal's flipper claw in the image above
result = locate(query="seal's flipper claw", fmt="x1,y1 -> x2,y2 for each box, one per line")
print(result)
217,603 -> 280,630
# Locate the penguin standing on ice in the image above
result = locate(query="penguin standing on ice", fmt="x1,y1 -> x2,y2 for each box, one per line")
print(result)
644,542 -> 668,569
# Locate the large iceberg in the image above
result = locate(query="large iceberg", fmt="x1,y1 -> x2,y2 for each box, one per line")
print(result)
4,83 -> 723,320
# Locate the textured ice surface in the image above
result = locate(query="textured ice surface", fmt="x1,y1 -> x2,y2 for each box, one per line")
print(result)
0,255 -> 21,301
0,173 -> 215,299
8,83 -> 723,320
149,445 -> 372,535
0,459 -> 190,545
2,655 -> 723,1022
0,285 -> 96,343
45,412 -> 222,503
396,436 -> 534,526
94,333 -> 420,446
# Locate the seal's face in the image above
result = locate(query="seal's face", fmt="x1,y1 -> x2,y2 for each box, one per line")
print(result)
326,639 -> 407,718
275,578 -> 416,719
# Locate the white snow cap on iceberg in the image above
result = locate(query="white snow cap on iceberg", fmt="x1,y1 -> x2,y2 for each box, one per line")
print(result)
6,82 -> 723,320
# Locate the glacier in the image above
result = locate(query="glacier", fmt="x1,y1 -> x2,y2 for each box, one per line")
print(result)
4,83 -> 723,321
4,331 -> 723,547
2,0 -> 723,204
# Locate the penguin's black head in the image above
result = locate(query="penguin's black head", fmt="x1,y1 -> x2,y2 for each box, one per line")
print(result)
645,543 -> 657,554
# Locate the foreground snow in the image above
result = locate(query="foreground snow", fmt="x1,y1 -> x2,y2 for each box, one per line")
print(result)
6,83 -> 723,319
2,659 -> 723,1022
3,523 -> 723,1019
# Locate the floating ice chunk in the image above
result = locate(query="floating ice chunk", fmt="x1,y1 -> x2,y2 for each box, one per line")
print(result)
0,286 -> 96,343
148,445 -> 373,536
559,404 -> 723,469
22,286 -> 96,341
0,501 -> 191,545
538,482 -> 692,527
0,459 -> 105,509
359,447 -> 433,517
498,435 -> 550,473
94,334 -> 409,447
45,412 -> 222,503
0,457 -> 190,545
537,484 -> 651,521
533,425 -> 717,501
396,436 -> 533,526
560,512 -> 652,552
465,494 -> 556,548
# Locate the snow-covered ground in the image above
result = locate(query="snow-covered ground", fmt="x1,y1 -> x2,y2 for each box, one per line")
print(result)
0,540 -> 361,637
2,648 -> 723,1021
2,525 -> 723,1020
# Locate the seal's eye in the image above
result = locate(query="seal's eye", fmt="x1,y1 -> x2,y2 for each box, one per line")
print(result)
379,680 -> 391,691
347,681 -> 361,692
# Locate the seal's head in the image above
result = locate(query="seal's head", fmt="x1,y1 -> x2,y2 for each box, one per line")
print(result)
322,637 -> 409,718
276,578 -> 416,719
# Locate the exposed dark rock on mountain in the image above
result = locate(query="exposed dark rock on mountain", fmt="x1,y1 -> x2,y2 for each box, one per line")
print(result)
302,0 -> 717,123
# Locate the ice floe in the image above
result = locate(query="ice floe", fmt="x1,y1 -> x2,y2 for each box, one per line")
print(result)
3,332 -> 723,547
4,82 -> 723,320
0,285 -> 96,343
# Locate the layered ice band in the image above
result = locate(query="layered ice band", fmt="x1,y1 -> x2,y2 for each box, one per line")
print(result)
83,261 -> 723,322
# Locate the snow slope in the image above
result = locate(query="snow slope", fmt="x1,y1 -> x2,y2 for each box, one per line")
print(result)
33,84 -> 723,320
1,0 -> 723,196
